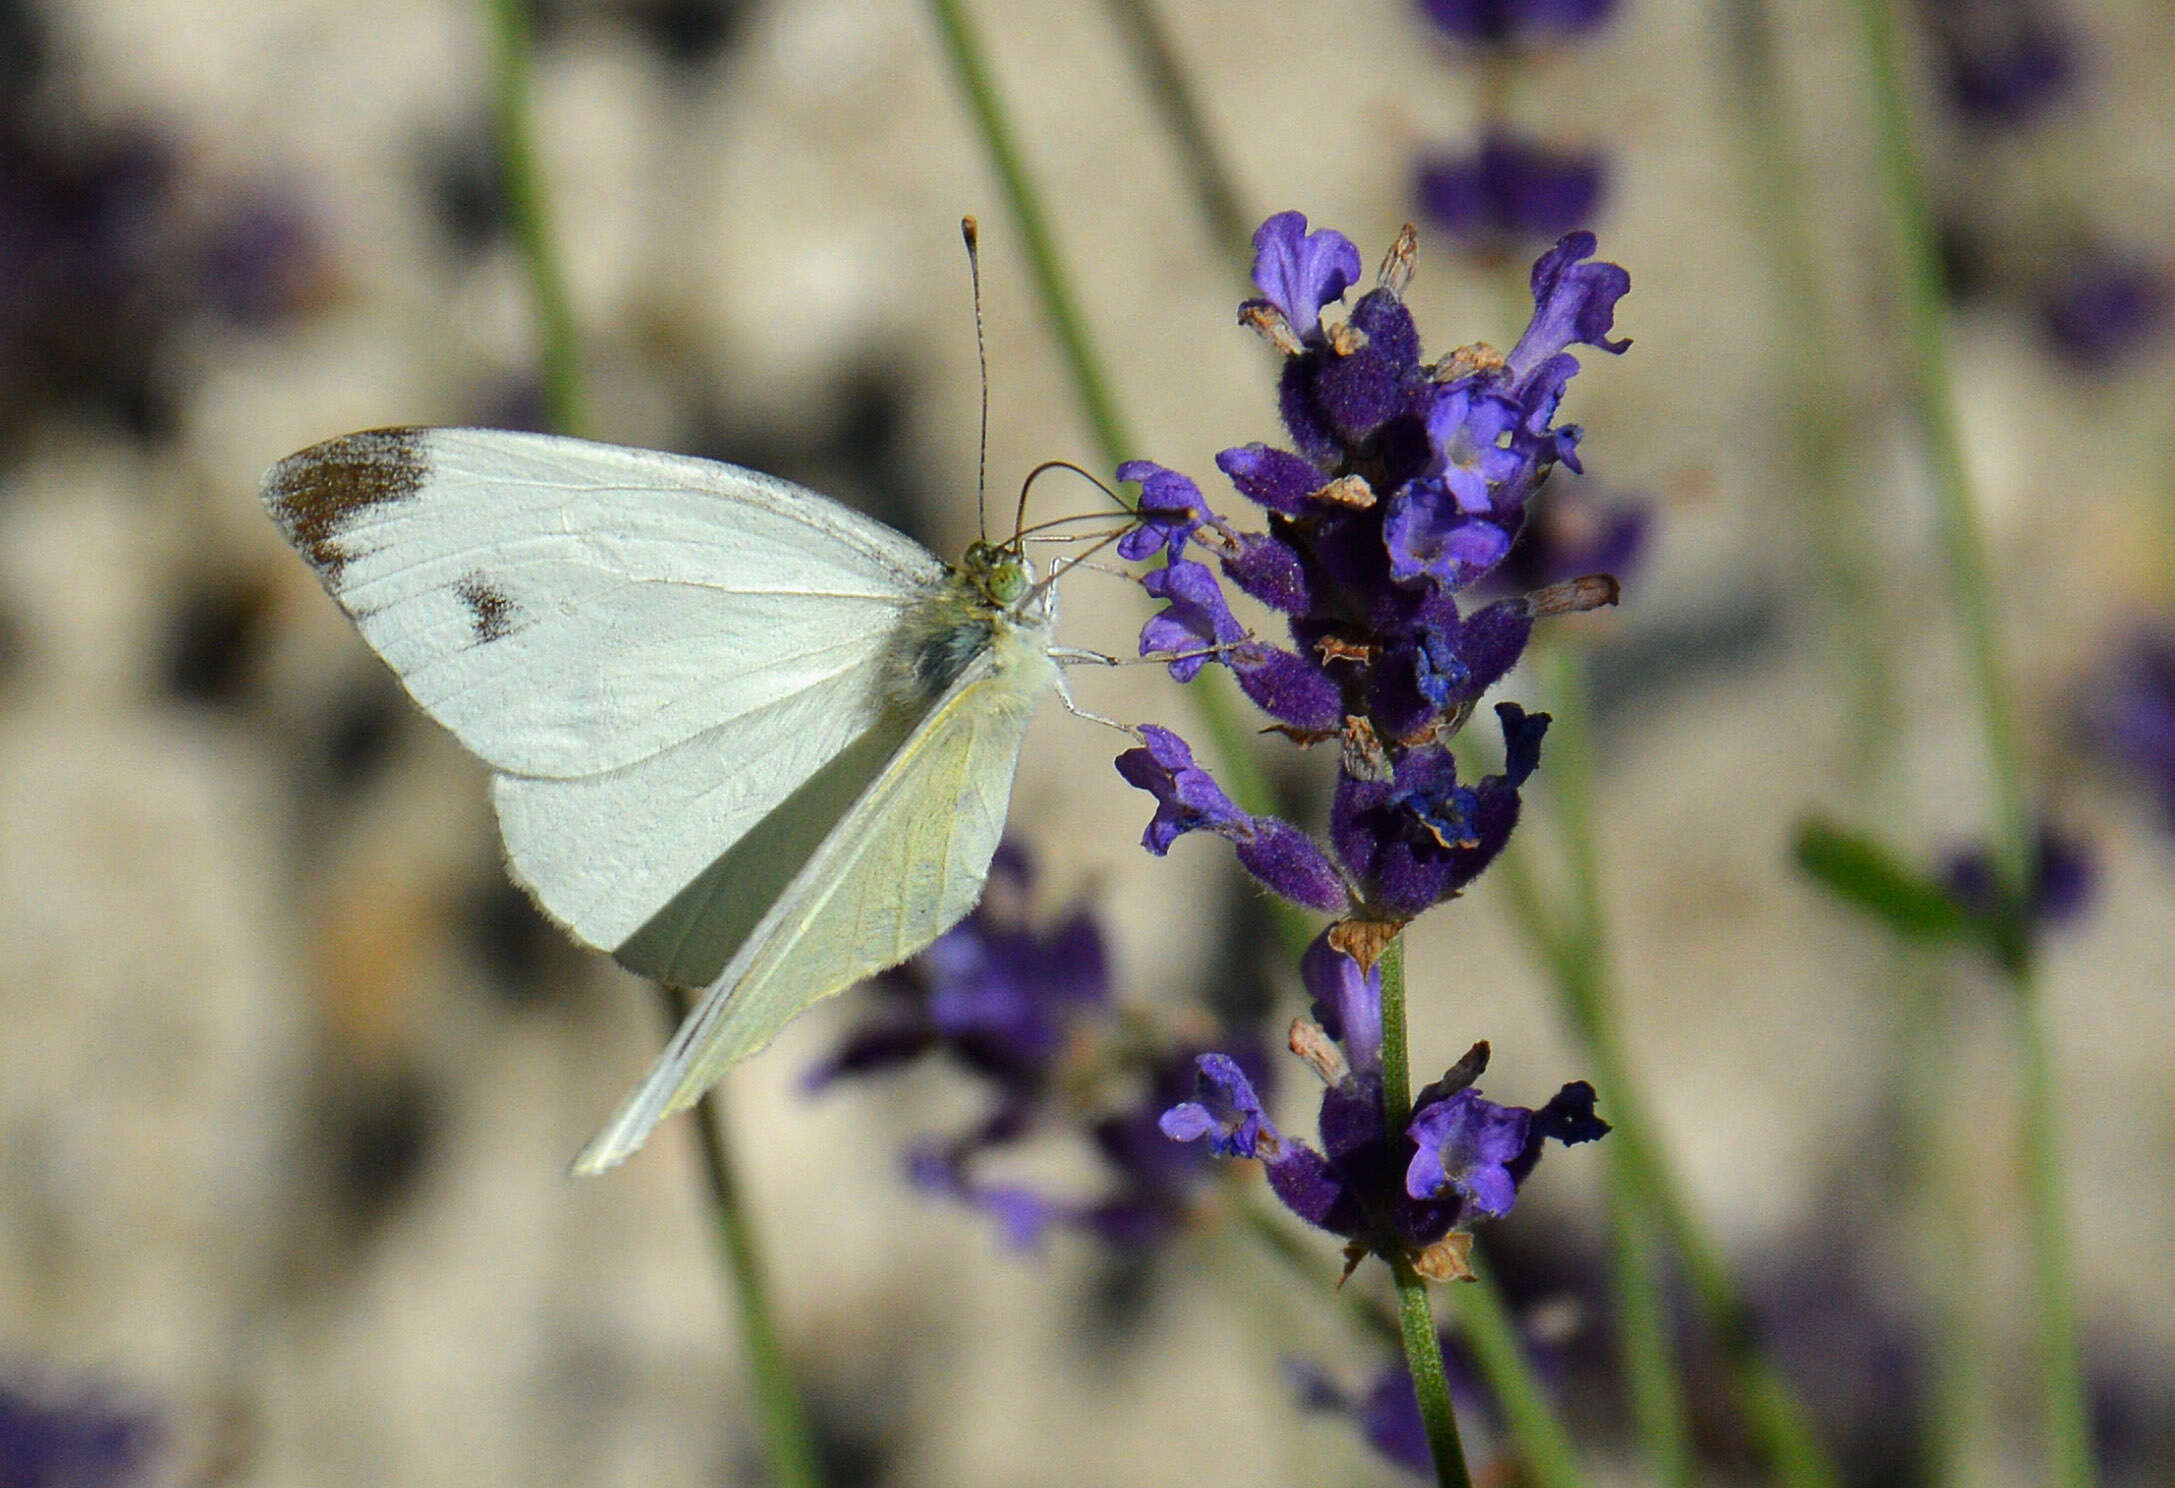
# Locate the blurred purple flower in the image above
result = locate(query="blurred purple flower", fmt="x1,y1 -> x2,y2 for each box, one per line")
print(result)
1942,825 -> 2094,931
1417,0 -> 1618,49
1495,475 -> 1651,592
0,1375 -> 159,1488
2036,251 -> 2171,370
1923,0 -> 2077,128
2091,630 -> 2175,828
0,109 -> 327,455
807,846 -> 1105,1096
1415,133 -> 1607,254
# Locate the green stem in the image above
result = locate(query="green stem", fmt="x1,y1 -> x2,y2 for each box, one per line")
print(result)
1378,935 -> 1415,1136
1380,938 -> 1475,1488
2016,966 -> 2095,1488
1394,1257 -> 1475,1488
485,0 -> 582,436
1608,1170 -> 1697,1488
1244,1197 -> 1592,1488
1851,4 -> 2094,1483
1094,0 -> 1251,271
660,987 -> 825,1488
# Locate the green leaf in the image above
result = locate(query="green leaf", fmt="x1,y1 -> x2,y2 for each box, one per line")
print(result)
1791,817 -> 1983,944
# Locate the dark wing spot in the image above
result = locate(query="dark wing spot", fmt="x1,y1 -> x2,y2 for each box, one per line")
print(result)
454,571 -> 520,643
262,427 -> 429,585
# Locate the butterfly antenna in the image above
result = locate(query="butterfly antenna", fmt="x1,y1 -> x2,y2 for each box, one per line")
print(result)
963,216 -> 991,545
1014,459 -> 1129,548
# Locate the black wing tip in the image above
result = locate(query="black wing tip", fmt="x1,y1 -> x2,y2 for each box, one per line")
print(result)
262,427 -> 432,583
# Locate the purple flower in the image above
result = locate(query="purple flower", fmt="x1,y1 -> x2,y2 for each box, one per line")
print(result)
1166,1012 -> 1605,1263
1418,0 -> 1619,48
908,1147 -> 1067,1249
1406,1088 -> 1531,1216
1139,560 -> 1249,681
2091,630 -> 2175,827
1302,931 -> 1382,1078
2037,252 -> 2171,370
1416,133 -> 1607,252
1245,211 -> 1363,337
822,843 -> 1274,1253
1495,475 -> 1651,591
1506,231 -> 1633,387
1924,0 -> 2076,128
1114,725 -> 1253,853
1331,705 -> 1549,916
1114,727 -> 1350,910
1116,459 -> 1222,562
1161,1052 -> 1285,1159
1217,442 -> 1327,517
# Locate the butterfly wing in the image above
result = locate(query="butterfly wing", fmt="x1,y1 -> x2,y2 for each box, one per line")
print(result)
262,427 -> 947,954
571,624 -> 1059,1175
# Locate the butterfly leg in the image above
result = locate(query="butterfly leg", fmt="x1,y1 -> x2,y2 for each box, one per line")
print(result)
1050,661 -> 1131,735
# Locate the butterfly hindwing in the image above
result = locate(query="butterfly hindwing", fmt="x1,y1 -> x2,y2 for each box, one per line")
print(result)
571,628 -> 1058,1175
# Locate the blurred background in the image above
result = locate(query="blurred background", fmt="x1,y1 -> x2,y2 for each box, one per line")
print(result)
2,0 -> 2172,1484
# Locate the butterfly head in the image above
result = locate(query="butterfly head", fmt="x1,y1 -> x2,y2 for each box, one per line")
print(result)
961,539 -> 1033,611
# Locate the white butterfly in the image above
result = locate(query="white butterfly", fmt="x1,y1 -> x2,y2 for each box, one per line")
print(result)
263,427 -> 1063,1173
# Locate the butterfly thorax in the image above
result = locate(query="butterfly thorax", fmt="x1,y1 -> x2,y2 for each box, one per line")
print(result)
877,541 -> 1053,711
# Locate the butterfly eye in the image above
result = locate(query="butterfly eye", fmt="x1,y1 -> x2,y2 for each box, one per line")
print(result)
964,541 -> 1029,606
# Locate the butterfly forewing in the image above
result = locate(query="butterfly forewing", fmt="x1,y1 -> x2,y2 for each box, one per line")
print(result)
263,428 -> 946,779
264,428 -> 953,955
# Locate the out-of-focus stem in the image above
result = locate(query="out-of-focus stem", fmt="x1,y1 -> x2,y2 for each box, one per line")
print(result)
486,0 -> 582,436
1455,1252 -> 1593,1488
655,988 -> 825,1488
1531,650 -> 1696,1488
1717,0 -> 1894,780
1850,3 -> 2094,1484
1849,0 -> 2032,896
1095,0 -> 1250,271
488,19 -> 815,1472
1496,655 -> 1845,1488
